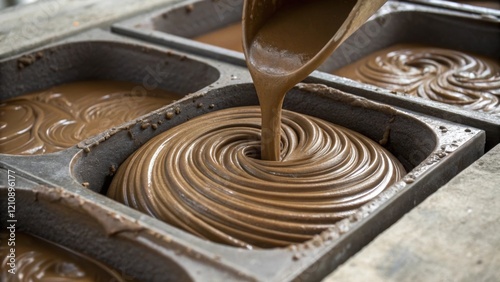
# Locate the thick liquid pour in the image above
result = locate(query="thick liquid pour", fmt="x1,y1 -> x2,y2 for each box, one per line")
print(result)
109,0 -> 406,249
0,232 -> 127,282
245,0 -> 357,161
334,44 -> 500,116
108,106 -> 406,248
0,80 -> 181,155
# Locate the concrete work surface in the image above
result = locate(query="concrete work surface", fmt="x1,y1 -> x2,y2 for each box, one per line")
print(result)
324,144 -> 500,282
0,0 -> 179,58
1,1 -> 499,281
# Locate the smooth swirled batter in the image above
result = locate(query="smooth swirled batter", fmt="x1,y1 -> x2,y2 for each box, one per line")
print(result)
334,44 -> 500,116
108,106 -> 405,248
0,232 -> 127,281
0,80 -> 181,155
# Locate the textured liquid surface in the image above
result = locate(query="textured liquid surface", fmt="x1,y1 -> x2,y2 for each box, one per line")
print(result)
0,80 -> 181,155
193,22 -> 243,52
334,44 -> 500,116
246,0 -> 357,160
0,232 -> 127,281
110,0 -> 405,249
108,106 -> 406,249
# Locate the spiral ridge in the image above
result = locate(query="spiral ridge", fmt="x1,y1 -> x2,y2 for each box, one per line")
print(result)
0,81 -> 180,155
108,106 -> 405,248
336,45 -> 500,116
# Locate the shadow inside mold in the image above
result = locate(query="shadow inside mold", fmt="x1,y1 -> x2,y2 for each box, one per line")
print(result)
151,0 -> 243,41
0,187 -> 195,282
318,7 -> 500,72
0,40 -> 221,156
0,40 -> 220,100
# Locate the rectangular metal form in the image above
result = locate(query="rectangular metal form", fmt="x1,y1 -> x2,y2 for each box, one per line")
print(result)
113,0 -> 246,66
112,0 -> 500,151
0,29 -> 485,281
400,0 -> 500,17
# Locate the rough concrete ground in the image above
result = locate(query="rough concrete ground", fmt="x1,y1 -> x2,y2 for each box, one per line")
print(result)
323,144 -> 500,282
1,2 -> 499,281
0,0 -> 179,58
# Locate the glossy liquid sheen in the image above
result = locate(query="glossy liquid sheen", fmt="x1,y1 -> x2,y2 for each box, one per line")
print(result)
334,43 -> 500,116
246,0 -> 357,160
108,0 -> 407,249
0,232 -> 127,281
108,105 -> 406,248
0,80 -> 181,155
193,22 -> 243,52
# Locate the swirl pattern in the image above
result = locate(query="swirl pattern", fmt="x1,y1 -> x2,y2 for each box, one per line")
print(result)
108,106 -> 405,248
0,232 -> 125,281
0,80 -> 180,155
334,44 -> 500,116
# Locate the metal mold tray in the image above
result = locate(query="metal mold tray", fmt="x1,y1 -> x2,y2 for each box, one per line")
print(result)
112,0 -> 500,151
113,0 -> 246,66
0,34 -> 220,99
400,0 -> 500,17
0,29 -> 485,281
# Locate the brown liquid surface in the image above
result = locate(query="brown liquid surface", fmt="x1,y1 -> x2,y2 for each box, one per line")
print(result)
109,0 -> 406,249
108,106 -> 406,248
0,232 -> 127,281
0,80 -> 181,155
334,43 -> 500,116
193,22 -> 243,52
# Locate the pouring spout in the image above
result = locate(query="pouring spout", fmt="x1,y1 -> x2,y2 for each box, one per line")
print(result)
241,0 -> 387,161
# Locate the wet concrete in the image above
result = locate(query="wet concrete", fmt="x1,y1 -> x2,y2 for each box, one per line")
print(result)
324,144 -> 500,282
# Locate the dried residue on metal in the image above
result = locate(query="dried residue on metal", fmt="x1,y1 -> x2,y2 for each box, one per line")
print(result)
17,51 -> 44,69
296,83 -> 399,116
286,180 -> 407,261
32,186 -> 144,236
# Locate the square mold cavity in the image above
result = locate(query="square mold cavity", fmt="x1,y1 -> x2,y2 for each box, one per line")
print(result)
0,29 -> 250,281
112,0 -> 500,151
0,28 -> 220,158
0,181 -> 194,282
1,66 -> 484,282
310,1 -> 500,150
112,0 -> 246,66
0,29 -> 220,100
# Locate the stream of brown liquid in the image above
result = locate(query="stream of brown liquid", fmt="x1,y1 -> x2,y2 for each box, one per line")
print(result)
108,105 -> 406,248
245,0 -> 357,160
109,0 -> 407,249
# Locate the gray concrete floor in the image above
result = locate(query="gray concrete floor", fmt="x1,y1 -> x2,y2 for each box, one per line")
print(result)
0,0 -> 180,58
323,144 -> 500,282
1,1 -> 499,281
